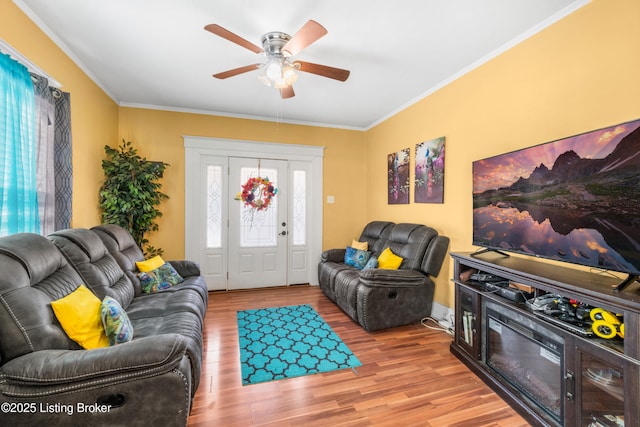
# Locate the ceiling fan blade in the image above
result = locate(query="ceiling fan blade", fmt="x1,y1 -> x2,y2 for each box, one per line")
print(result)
296,61 -> 350,82
213,64 -> 260,79
282,20 -> 327,57
280,86 -> 295,99
204,24 -> 262,54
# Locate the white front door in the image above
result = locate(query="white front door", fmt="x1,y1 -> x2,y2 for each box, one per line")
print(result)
184,137 -> 324,291
228,158 -> 288,289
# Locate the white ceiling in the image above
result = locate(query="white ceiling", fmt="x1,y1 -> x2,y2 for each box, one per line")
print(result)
16,0 -> 587,130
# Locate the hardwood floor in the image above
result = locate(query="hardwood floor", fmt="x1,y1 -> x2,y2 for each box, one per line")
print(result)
188,285 -> 529,427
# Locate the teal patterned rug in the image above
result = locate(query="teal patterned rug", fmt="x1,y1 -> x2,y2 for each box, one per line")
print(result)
237,304 -> 361,385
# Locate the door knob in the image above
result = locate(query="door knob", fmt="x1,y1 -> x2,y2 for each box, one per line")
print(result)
279,231 -> 287,236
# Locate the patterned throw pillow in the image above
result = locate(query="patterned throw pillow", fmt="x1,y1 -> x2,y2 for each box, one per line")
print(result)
100,296 -> 134,346
138,262 -> 185,293
363,256 -> 378,270
344,246 -> 372,269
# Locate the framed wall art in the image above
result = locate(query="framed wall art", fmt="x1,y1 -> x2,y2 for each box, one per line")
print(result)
387,148 -> 410,204
415,136 -> 445,203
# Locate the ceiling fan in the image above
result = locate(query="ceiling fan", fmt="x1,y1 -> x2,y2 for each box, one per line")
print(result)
204,20 -> 350,99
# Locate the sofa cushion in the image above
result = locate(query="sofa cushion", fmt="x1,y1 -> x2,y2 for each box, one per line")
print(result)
125,288 -> 205,326
333,268 -> 361,320
358,221 -> 394,255
91,224 -> 145,278
131,310 -> 203,391
101,295 -> 134,345
383,223 -> 437,270
51,285 -> 110,349
0,233 -> 84,362
49,229 -> 135,309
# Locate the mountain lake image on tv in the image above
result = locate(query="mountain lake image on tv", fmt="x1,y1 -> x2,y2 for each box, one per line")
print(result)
473,118 -> 640,280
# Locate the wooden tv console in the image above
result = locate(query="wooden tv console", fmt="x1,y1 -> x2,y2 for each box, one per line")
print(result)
450,251 -> 640,427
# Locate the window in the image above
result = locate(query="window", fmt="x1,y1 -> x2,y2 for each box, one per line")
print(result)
239,166 -> 278,247
206,165 -> 222,248
0,51 -> 72,237
292,169 -> 306,245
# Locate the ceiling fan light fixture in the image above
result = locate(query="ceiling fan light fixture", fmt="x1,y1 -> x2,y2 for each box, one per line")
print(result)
258,58 -> 298,89
281,62 -> 298,86
207,20 -> 349,99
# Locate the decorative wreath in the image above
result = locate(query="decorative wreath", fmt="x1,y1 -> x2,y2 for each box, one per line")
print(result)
235,177 -> 278,211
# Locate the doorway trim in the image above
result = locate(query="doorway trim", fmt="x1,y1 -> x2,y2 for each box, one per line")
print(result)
184,136 -> 324,287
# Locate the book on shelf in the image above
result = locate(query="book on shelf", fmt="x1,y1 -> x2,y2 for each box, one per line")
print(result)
463,311 -> 472,345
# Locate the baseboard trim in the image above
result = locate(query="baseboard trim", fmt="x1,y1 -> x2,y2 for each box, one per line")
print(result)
431,301 -> 454,329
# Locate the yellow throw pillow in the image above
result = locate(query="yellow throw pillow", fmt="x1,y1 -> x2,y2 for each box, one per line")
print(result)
351,240 -> 368,251
136,255 -> 165,272
51,285 -> 110,349
378,247 -> 403,270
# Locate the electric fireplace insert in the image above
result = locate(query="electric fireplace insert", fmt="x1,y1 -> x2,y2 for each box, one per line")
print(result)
484,300 -> 565,424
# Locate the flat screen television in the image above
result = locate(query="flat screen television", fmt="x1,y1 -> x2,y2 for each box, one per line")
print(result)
472,118 -> 640,290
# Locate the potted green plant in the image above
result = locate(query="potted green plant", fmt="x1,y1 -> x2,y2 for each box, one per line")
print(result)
99,140 -> 169,256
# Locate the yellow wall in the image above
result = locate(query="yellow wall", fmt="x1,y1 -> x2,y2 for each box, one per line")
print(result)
365,0 -> 640,308
0,0 -> 119,227
4,0 -> 640,310
118,108 -> 366,259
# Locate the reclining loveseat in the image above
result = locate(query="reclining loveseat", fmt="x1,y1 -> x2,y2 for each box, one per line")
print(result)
318,221 -> 449,331
0,226 -> 207,426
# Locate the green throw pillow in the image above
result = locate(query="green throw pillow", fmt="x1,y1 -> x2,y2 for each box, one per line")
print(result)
138,262 -> 184,293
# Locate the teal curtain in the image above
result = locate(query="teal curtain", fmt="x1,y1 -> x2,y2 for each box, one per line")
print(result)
0,52 -> 40,235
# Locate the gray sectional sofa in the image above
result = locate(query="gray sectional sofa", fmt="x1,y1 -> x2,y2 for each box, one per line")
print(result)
0,225 -> 207,426
318,221 -> 449,331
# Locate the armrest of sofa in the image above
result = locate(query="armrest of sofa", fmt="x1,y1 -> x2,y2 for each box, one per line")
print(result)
320,248 -> 346,263
359,268 -> 426,287
0,334 -> 187,385
422,235 -> 450,277
168,260 -> 201,277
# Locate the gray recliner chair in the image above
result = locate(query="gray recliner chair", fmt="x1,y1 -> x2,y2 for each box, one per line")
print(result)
318,221 -> 450,331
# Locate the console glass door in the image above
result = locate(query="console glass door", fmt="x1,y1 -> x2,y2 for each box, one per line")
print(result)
577,348 -> 625,426
456,286 -> 478,357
